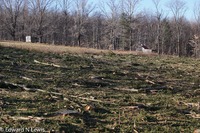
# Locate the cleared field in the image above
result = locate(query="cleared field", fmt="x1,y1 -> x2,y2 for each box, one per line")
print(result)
0,42 -> 200,132
0,41 -> 157,55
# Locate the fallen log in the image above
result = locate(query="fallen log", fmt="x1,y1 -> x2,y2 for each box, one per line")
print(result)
186,112 -> 200,119
34,59 -> 67,68
70,95 -> 104,103
20,76 -> 32,81
9,116 -> 45,123
113,87 -> 139,92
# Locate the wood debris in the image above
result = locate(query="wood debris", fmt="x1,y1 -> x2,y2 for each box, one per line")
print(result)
120,106 -> 139,110
34,59 -> 63,68
54,109 -> 79,115
176,100 -> 200,109
194,129 -> 200,133
149,90 -> 159,94
17,108 -> 28,111
113,87 -> 139,92
9,116 -> 45,123
0,81 -> 63,96
21,76 -> 32,81
186,112 -> 200,119
70,95 -> 105,103
145,79 -> 155,84
1,117 -> 12,125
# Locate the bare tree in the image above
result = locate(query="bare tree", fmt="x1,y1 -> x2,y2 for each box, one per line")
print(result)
193,1 -> 200,57
99,0 -> 121,50
91,13 -> 104,49
20,0 -> 29,41
167,0 -> 187,56
29,0 -> 54,43
159,18 -> 172,54
152,0 -> 163,54
194,1 -> 200,29
59,0 -> 72,45
0,2 -> 5,39
0,0 -> 24,40
72,0 -> 95,47
120,0 -> 141,51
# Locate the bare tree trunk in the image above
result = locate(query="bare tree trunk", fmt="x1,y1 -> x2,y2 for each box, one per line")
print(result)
193,1 -> 200,57
120,0 -> 141,51
60,0 -> 72,45
167,0 -> 186,56
72,0 -> 94,47
99,0 -> 121,50
29,0 -> 53,43
0,0 -> 24,41
152,0 -> 165,54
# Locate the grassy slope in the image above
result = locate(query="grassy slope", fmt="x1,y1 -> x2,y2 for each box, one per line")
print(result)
0,41 -> 148,55
0,44 -> 200,132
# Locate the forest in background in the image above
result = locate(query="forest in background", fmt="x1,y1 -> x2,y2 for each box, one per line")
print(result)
0,0 -> 200,57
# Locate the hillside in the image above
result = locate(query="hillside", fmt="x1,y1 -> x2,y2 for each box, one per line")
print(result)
0,43 -> 200,132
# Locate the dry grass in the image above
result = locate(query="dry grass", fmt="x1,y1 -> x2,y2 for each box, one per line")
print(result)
0,41 -> 105,54
0,41 -> 157,55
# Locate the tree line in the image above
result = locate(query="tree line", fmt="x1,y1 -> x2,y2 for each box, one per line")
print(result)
0,0 -> 200,57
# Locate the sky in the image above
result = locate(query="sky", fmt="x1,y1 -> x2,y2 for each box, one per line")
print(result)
139,0 -> 196,20
88,0 -> 197,21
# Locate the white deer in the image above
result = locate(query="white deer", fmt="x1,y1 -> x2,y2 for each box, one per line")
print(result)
141,44 -> 152,54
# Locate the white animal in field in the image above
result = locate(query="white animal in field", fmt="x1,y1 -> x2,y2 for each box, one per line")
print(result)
141,44 -> 152,53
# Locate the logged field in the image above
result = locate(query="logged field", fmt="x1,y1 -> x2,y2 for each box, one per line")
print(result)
0,42 -> 200,132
